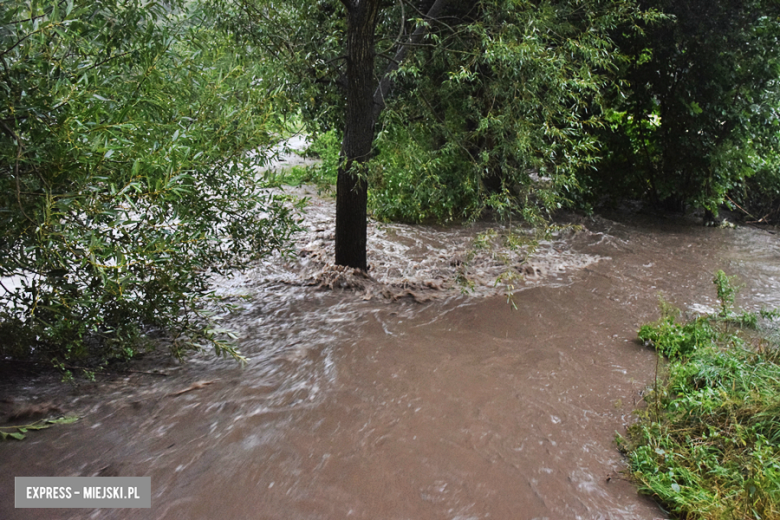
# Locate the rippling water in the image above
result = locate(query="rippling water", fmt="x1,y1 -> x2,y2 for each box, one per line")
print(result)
2,194 -> 779,520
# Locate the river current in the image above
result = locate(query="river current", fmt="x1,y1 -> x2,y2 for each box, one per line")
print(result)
2,187 -> 779,520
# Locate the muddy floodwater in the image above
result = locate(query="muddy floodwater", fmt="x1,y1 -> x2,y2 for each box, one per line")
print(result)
2,191 -> 779,520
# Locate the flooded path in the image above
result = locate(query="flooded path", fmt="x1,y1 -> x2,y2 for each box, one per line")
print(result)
2,195 -> 779,520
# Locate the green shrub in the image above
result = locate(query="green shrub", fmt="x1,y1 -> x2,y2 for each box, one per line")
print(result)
0,0 -> 300,370
368,121 -> 482,224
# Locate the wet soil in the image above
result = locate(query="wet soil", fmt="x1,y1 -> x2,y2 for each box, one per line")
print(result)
1,198 -> 779,520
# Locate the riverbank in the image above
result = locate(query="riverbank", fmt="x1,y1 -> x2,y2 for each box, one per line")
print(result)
623,274 -> 780,519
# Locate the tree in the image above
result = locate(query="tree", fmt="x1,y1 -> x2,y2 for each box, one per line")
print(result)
0,0 -> 300,369
590,0 -> 780,215
335,0 -> 449,269
224,0 -> 650,266
334,0 -> 381,270
367,0 -> 651,224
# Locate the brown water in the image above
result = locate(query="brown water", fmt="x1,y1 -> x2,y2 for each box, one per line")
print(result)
2,194 -> 779,520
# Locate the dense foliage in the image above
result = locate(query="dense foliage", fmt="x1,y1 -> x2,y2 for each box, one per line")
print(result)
233,0 -> 780,224
0,0 -> 300,370
625,274 -> 780,519
3,0 -> 780,368
590,0 -> 780,218
368,0 -> 653,224
222,0 -> 658,224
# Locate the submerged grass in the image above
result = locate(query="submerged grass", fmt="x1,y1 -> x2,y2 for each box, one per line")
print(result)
622,272 -> 780,520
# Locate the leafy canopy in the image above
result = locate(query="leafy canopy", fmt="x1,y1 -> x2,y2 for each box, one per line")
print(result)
219,0 -> 657,224
591,0 -> 780,215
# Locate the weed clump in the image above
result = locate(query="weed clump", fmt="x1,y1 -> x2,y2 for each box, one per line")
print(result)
622,273 -> 780,519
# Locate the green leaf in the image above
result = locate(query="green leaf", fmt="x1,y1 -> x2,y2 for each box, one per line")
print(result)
48,416 -> 80,425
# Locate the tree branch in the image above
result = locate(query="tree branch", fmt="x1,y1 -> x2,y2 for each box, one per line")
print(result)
324,54 -> 348,66
0,119 -> 32,222
372,0 -> 449,123
376,53 -> 400,66
377,0 -> 406,56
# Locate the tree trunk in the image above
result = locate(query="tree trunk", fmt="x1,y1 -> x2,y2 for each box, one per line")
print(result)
335,0 -> 381,270
335,0 -> 448,269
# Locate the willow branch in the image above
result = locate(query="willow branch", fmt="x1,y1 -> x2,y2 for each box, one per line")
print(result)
372,0 -> 449,123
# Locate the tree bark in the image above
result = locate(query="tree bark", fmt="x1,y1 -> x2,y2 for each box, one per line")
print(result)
335,0 -> 381,270
336,0 -> 449,269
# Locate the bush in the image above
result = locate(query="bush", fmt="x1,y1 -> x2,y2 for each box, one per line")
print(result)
366,0 -> 650,225
0,0 -> 300,370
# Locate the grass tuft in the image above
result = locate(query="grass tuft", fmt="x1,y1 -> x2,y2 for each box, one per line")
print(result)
622,274 -> 780,519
